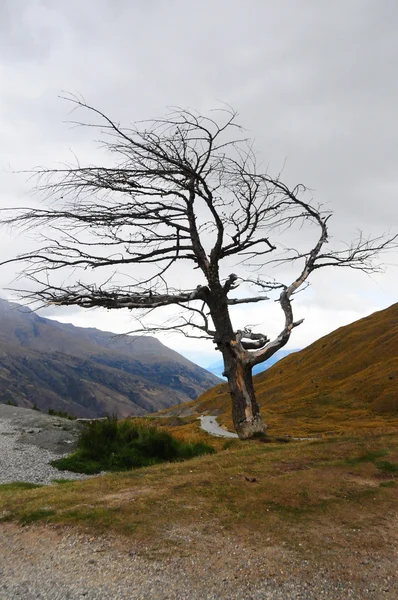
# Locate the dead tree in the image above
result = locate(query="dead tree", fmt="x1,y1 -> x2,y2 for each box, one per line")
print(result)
1,96 -> 396,438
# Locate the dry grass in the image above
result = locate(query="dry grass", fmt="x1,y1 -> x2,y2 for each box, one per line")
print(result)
166,303 -> 398,438
0,431 -> 396,556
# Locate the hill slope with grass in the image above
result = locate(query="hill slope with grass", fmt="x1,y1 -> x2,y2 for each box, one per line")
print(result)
0,298 -> 219,417
169,303 -> 398,436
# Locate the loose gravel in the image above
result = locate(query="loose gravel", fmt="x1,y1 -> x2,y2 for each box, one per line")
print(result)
0,523 -> 397,600
0,419 -> 90,485
0,404 -> 93,485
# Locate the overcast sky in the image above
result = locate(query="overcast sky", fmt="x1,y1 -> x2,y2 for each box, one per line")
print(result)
1,0 -> 397,367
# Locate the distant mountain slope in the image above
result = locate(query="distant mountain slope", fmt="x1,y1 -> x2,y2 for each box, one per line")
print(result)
206,349 -> 299,378
168,304 -> 398,436
0,298 -> 219,417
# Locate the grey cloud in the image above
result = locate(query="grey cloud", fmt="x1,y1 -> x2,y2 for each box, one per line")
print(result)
0,0 -> 397,357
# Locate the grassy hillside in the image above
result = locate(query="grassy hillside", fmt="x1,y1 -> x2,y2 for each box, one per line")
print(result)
165,303 -> 398,437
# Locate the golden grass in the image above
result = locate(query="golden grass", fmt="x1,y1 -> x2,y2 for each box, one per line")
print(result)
165,303 -> 398,438
1,432 -> 396,554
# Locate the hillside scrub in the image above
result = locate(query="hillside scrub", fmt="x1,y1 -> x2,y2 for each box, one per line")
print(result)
51,417 -> 214,474
48,408 -> 76,420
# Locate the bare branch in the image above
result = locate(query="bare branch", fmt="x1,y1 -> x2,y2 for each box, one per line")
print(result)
237,328 -> 270,350
14,281 -> 210,311
1,97 -> 396,438
227,296 -> 269,306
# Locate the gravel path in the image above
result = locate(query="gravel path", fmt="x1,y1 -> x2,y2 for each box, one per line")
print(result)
0,404 -> 93,485
199,415 -> 239,438
1,522 -> 396,600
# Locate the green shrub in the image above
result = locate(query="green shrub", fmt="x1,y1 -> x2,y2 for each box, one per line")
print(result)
222,439 -> 237,451
345,449 -> 388,466
48,408 -> 76,420
379,481 -> 396,488
51,416 -> 214,474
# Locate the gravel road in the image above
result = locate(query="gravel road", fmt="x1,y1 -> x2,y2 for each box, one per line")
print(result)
199,415 -> 239,438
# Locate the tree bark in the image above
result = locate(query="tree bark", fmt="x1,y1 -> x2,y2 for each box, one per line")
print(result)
207,269 -> 267,440
224,354 -> 267,439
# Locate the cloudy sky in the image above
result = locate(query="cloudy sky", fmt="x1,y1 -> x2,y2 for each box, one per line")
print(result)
1,0 -> 397,367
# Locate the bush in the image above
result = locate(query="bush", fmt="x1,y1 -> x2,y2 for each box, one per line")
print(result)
51,416 -> 214,474
48,408 -> 76,420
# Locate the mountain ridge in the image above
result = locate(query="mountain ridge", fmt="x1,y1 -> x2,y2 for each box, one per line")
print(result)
0,298 -> 219,417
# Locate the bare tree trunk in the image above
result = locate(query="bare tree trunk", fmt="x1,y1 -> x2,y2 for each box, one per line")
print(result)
208,276 -> 267,439
223,354 -> 267,439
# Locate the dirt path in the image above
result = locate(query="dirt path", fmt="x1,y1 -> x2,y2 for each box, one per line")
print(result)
0,521 -> 397,600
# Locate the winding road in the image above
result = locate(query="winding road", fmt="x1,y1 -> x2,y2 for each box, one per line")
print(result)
199,415 -> 238,438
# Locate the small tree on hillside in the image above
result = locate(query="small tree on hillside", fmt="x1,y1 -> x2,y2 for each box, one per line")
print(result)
2,97 -> 396,438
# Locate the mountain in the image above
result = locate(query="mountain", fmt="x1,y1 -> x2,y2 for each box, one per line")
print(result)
0,298 -> 219,417
170,304 -> 398,436
206,349 -> 299,378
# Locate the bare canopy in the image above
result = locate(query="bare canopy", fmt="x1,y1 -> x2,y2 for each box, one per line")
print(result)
2,96 -> 396,438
